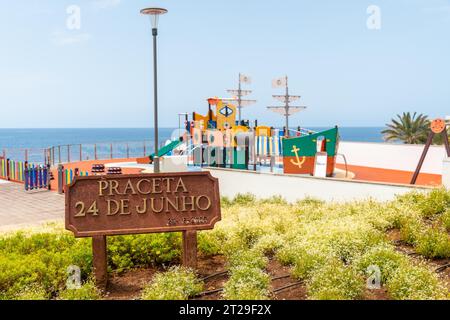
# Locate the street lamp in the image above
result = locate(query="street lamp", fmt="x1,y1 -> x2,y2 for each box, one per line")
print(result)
141,7 -> 168,173
178,112 -> 189,133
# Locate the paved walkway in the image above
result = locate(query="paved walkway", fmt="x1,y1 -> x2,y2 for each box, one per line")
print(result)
0,182 -> 64,232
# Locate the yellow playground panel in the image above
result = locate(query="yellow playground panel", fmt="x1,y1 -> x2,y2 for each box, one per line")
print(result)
215,100 -> 236,131
255,126 -> 272,137
193,111 -> 216,130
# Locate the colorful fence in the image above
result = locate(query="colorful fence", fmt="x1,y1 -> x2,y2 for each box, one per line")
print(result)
24,164 -> 51,191
57,165 -> 89,194
255,135 -> 283,157
0,159 -> 26,182
64,168 -> 89,186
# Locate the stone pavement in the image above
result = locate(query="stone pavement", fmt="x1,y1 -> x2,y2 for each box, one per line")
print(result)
0,182 -> 64,232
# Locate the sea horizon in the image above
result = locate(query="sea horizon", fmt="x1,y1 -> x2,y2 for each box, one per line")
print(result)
0,127 -> 388,149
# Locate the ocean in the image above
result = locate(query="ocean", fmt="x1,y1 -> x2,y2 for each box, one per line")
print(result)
0,127 -> 386,149
0,127 -> 387,163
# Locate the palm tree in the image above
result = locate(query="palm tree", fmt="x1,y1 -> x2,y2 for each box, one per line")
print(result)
382,112 -> 429,144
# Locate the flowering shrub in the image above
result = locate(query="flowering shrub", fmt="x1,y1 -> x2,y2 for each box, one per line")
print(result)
306,260 -> 365,300
226,249 -> 268,270
387,263 -> 448,300
57,281 -> 101,300
399,218 -> 425,245
355,244 -> 408,284
440,210 -> 450,231
290,246 -> 332,280
253,234 -> 285,256
396,189 -> 450,218
1,188 -> 450,300
4,284 -> 47,300
222,265 -> 270,300
415,227 -> 450,259
141,267 -> 203,300
199,190 -> 450,300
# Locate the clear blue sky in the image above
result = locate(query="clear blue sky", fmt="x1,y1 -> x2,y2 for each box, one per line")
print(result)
1,0 -> 449,128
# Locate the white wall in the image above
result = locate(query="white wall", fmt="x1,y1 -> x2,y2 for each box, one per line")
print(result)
206,168 -> 430,202
337,141 -> 446,175
443,158 -> 450,189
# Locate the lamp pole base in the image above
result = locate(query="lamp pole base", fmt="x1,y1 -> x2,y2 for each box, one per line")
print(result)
154,156 -> 160,173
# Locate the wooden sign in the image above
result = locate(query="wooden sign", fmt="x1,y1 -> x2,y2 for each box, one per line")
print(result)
65,172 -> 221,288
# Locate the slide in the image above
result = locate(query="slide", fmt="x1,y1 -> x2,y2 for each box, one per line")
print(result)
149,139 -> 183,161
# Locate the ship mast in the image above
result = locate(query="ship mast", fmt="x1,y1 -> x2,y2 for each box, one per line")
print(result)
226,73 -> 256,125
267,76 -> 307,137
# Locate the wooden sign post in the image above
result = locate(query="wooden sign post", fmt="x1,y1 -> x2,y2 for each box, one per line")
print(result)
65,172 -> 221,289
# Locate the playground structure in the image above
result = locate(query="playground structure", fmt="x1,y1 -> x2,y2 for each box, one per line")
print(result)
173,95 -> 340,177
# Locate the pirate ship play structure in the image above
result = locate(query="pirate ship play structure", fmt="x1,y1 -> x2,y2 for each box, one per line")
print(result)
144,74 -> 341,178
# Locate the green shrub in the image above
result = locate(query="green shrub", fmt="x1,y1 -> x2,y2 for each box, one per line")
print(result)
197,231 -> 222,256
253,234 -> 284,256
440,209 -> 450,231
58,281 -> 101,300
369,203 -> 405,231
415,227 -> 450,259
226,249 -> 268,270
355,244 -> 407,284
397,189 -> 450,218
233,223 -> 265,248
2,190 -> 450,301
108,233 -> 181,272
387,264 -> 447,300
259,196 -> 288,205
141,267 -> 203,300
399,218 -> 425,245
276,244 -> 299,266
328,228 -> 385,263
0,247 -> 93,299
295,197 -> 325,207
0,254 -> 43,299
0,229 -> 185,300
417,189 -> 450,218
220,196 -> 233,208
223,265 -> 270,300
291,249 -> 330,280
0,231 -> 78,255
7,285 -> 47,300
306,260 -> 365,300
232,193 -> 256,206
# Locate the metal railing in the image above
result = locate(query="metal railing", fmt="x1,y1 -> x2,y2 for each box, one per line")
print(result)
288,128 -> 317,136
47,140 -> 161,166
1,140 -> 165,166
336,153 -> 349,178
1,148 -> 49,165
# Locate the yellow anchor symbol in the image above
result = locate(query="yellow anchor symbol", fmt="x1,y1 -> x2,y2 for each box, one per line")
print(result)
290,145 -> 306,168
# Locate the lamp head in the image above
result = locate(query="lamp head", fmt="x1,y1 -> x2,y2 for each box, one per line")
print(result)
140,7 -> 168,29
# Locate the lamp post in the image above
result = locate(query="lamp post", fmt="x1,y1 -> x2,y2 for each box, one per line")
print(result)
141,7 -> 168,173
178,113 -> 189,133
